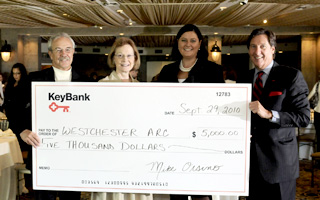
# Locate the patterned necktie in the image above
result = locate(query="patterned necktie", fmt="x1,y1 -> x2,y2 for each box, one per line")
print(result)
253,71 -> 264,101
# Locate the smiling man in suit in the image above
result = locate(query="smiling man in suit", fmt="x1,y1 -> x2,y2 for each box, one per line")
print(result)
239,28 -> 310,200
20,32 -> 86,200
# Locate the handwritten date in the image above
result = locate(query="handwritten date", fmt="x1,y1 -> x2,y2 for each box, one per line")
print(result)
179,103 -> 241,116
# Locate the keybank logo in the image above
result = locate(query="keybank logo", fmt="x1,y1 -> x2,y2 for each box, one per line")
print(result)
49,102 -> 69,112
48,93 -> 91,112
48,93 -> 90,102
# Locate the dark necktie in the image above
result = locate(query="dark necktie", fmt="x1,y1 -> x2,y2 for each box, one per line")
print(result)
253,71 -> 264,101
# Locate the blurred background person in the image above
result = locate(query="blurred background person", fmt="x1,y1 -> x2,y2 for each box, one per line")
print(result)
3,63 -> 30,152
308,81 -> 320,152
0,72 -> 5,111
130,68 -> 139,81
156,24 -> 225,200
223,66 -> 237,83
151,73 -> 160,82
89,71 -> 99,82
99,37 -> 140,83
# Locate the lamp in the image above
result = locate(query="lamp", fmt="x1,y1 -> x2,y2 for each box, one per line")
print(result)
211,41 -> 221,63
1,40 -> 11,62
240,0 -> 248,5
210,41 -> 221,53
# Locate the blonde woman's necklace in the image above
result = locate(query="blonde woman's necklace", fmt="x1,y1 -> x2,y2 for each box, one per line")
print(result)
179,59 -> 198,72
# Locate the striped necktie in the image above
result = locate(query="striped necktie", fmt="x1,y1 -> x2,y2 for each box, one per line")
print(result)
253,71 -> 264,101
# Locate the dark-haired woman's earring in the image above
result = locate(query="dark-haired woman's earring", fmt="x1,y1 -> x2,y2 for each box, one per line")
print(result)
199,48 -> 200,51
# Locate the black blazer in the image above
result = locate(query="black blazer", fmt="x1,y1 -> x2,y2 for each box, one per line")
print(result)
26,67 -> 86,198
157,59 -> 225,83
239,61 -> 310,183
29,67 -> 86,82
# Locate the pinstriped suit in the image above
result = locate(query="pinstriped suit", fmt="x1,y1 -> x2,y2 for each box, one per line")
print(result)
239,61 -> 310,199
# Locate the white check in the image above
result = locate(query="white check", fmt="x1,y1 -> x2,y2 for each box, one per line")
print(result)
32,82 -> 251,196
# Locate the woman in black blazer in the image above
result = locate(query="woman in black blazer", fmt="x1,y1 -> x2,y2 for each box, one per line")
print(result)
157,24 -> 224,200
157,24 -> 224,84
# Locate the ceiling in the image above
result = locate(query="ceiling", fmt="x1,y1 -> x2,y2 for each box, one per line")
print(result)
1,0 -> 320,47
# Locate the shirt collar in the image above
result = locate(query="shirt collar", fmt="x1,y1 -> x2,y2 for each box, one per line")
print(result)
52,66 -> 72,82
254,60 -> 274,76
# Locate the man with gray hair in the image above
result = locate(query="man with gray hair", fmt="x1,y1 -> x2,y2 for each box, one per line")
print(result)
20,32 -> 87,200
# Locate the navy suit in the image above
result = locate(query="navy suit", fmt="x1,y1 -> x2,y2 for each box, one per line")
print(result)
239,61 -> 310,199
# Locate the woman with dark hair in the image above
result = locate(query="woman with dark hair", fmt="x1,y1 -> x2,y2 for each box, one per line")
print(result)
0,72 -> 5,111
157,24 -> 225,200
157,24 -> 224,84
3,63 -> 30,151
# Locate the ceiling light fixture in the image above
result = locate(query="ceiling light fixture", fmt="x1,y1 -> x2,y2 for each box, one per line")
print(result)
240,0 -> 248,5
263,19 -> 268,24
296,5 -> 307,10
210,41 -> 221,53
220,7 -> 227,11
1,40 -> 11,62
211,41 -> 221,63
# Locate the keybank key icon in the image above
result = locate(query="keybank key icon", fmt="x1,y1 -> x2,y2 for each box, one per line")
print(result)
49,102 -> 70,112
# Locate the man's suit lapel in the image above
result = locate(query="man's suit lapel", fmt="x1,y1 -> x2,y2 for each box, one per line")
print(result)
49,66 -> 81,82
46,67 -> 55,81
71,69 -> 80,81
249,69 -> 255,101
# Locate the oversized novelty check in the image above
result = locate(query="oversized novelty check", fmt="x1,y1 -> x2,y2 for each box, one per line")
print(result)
32,82 -> 251,196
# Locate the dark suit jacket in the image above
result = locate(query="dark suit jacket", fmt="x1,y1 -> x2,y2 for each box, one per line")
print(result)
27,67 -> 86,199
157,59 -> 225,83
29,67 -> 86,82
239,61 -> 310,184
